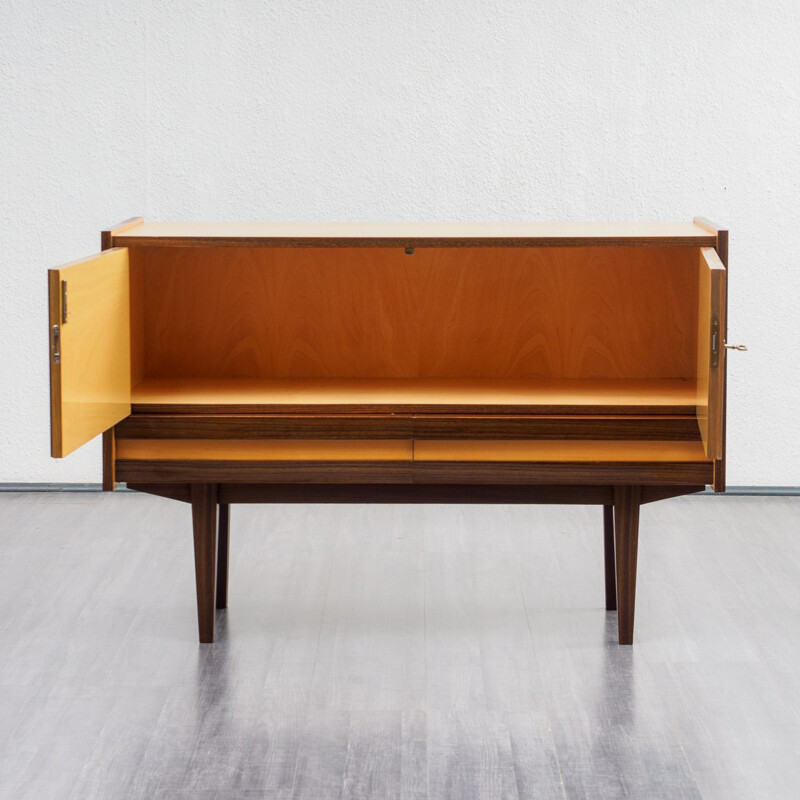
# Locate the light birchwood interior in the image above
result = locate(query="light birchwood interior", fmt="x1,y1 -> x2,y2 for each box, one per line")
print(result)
696,247 -> 726,458
131,376 -> 698,413
413,439 -> 710,463
116,439 -> 412,462
50,248 -> 131,457
115,437 -> 710,463
115,220 -> 716,247
128,244 -> 705,411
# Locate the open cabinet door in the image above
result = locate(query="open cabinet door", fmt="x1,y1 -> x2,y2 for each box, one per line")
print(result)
696,247 -> 727,461
49,248 -> 131,457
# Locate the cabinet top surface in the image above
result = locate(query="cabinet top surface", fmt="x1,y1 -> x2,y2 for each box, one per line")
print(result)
113,221 -> 718,247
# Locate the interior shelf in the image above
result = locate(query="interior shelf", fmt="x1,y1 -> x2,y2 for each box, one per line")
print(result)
115,437 -> 709,464
131,377 -> 698,415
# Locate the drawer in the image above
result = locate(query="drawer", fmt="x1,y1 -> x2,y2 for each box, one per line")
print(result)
115,438 -> 414,484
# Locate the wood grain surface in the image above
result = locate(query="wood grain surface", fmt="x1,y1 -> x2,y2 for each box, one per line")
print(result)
130,376 -> 698,415
116,438 -> 413,462
413,439 -> 709,463
114,220 -> 716,248
130,246 -> 699,381
115,412 -> 700,441
114,437 -> 712,485
696,247 -> 727,460
48,248 -> 131,457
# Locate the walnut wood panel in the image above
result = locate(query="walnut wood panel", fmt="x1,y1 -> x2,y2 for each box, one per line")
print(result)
116,414 -> 414,439
128,246 -> 146,389
696,248 -> 727,459
116,412 -> 700,441
130,377 -> 698,416
410,462 -> 712,485
410,414 -> 700,440
118,460 -> 711,486
115,221 -> 716,248
100,220 -> 141,489
130,246 -> 699,381
48,248 -> 131,457
116,438 -> 412,461
124,481 -> 702,505
716,227 -> 729,492
116,461 -> 414,484
216,483 -> 617,504
696,218 -> 729,493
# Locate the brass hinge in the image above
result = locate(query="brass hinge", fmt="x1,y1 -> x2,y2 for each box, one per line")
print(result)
60,279 -> 68,324
711,318 -> 720,368
51,324 -> 61,364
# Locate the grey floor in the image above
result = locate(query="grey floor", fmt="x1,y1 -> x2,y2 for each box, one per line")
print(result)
0,493 -> 799,799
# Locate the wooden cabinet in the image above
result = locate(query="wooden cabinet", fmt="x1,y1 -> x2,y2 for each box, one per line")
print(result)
48,218 -> 731,644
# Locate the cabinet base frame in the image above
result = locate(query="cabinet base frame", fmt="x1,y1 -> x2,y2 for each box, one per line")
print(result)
127,482 -> 703,646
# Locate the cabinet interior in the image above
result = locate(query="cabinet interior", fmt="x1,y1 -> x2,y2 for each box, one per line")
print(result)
128,244 -> 702,413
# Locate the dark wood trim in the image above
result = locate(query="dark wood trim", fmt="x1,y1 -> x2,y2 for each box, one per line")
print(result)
125,483 -> 191,502
101,216 -> 143,251
116,413 -> 701,441
124,480 -> 704,506
410,461 -> 713,486
115,235 -> 716,249
191,484 -> 218,643
614,485 -> 641,645
131,401 -> 698,417
98,218 -> 142,488
216,483 -> 616,504
216,504 -> 230,610
117,414 -> 414,440
116,459 -> 712,486
411,415 -> 700,441
603,505 -> 617,611
102,429 -> 116,491
47,271 -> 62,458
715,227 -> 729,493
695,217 -> 728,493
117,460 -> 414,484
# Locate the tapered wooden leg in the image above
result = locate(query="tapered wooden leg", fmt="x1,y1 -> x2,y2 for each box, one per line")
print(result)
603,504 -> 617,611
216,503 -> 230,610
191,484 -> 218,643
614,485 -> 641,645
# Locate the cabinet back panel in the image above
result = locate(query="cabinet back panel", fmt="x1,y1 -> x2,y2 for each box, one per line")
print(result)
131,246 -> 698,380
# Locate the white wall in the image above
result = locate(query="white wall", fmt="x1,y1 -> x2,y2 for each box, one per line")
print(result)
1,1 -> 797,485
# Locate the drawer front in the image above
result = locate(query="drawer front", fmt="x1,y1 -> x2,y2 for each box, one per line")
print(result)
116,412 -> 700,442
116,415 -> 413,439
115,438 -> 414,484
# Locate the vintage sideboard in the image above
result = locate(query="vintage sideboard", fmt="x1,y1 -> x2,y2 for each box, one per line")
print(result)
48,218 -> 739,644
